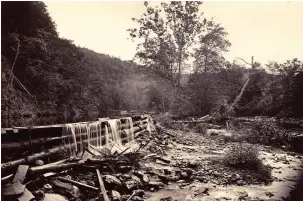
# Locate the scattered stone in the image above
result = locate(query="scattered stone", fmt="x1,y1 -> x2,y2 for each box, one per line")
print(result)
43,193 -> 68,201
160,197 -> 173,201
194,187 -> 209,196
238,191 -> 248,200
125,180 -> 138,191
71,186 -> 81,198
103,175 -> 122,186
43,184 -> 52,191
235,174 -> 241,180
132,189 -> 145,197
134,171 -> 150,183
35,160 -> 44,166
147,181 -> 165,190
265,191 -> 274,197
132,196 -> 144,201
180,172 -> 189,180
111,190 -> 121,201
237,180 -> 245,186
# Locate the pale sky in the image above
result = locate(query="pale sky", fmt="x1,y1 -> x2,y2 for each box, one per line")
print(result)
45,1 -> 303,66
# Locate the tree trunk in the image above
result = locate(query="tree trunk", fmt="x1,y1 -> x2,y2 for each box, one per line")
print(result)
226,76 -> 252,115
177,47 -> 183,87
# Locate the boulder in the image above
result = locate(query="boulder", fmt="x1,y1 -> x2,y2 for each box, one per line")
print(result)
103,175 -> 122,186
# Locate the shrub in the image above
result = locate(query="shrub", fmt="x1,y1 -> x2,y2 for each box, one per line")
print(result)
223,144 -> 272,181
246,121 -> 291,148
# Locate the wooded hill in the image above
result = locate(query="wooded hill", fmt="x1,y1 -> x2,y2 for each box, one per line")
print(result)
1,2 -> 303,127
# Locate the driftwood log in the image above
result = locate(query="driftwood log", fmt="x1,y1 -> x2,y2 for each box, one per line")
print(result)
1,144 -> 75,172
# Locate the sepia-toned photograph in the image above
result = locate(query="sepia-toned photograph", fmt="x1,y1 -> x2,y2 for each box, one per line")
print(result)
1,1 -> 303,201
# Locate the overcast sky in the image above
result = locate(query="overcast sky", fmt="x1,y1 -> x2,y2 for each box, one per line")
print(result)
45,1 -> 303,66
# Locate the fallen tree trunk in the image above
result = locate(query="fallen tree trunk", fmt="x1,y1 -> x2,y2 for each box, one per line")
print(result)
96,169 -> 110,201
226,75 -> 252,115
1,136 -> 66,150
155,124 -> 176,137
1,144 -> 75,172
57,176 -> 99,191
28,159 -> 80,175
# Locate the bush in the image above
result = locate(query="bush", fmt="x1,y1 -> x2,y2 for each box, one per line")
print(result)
223,144 -> 272,181
246,121 -> 291,148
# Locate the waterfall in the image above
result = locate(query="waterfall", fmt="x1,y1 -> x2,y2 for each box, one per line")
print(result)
62,117 -> 137,157
125,117 -> 134,148
146,115 -> 155,133
107,119 -> 122,146
62,124 -> 77,156
89,121 -> 102,148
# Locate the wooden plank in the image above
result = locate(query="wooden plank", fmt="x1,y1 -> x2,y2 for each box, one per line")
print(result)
17,188 -> 35,201
96,169 -> 110,201
2,136 -> 66,149
2,181 -> 25,196
12,165 -> 29,184
57,177 -> 99,191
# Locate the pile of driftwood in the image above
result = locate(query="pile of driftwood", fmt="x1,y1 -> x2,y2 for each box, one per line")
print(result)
1,115 -> 154,201
1,145 -> 155,201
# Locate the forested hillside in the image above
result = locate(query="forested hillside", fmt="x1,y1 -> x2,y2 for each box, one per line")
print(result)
1,1 -> 153,127
1,1 -> 303,128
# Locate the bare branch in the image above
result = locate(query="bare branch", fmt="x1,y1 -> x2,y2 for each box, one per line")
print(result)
12,74 -> 33,97
10,43 -> 21,84
235,57 -> 251,66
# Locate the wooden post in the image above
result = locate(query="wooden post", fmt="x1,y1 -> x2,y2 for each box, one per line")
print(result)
96,169 -> 110,201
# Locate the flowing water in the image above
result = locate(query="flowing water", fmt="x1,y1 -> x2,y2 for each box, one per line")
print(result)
62,117 -> 139,157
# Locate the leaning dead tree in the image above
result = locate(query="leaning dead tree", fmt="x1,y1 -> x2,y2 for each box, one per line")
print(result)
227,56 -> 255,115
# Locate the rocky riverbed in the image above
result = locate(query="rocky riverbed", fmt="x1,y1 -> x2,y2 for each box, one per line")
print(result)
3,122 -> 303,201
139,127 -> 303,201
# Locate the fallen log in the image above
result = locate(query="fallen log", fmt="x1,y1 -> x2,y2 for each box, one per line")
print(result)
1,136 -> 66,150
1,144 -> 75,172
57,176 -> 99,191
155,124 -> 176,137
28,162 -> 81,175
96,169 -> 110,201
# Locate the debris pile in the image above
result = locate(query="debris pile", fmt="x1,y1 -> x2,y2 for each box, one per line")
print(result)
1,115 -> 160,201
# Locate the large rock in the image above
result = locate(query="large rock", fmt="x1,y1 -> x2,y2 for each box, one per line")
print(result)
134,171 -> 150,183
103,175 -> 122,186
147,181 -> 165,190
125,175 -> 142,191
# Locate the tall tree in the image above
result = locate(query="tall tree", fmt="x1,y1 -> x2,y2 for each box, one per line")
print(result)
128,1 -> 205,87
193,22 -> 231,73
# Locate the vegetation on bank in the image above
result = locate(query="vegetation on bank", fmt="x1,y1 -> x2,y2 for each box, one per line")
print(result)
1,1 -> 303,128
222,144 -> 272,183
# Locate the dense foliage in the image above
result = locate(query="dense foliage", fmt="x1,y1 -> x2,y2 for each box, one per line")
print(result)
1,2 -> 153,127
